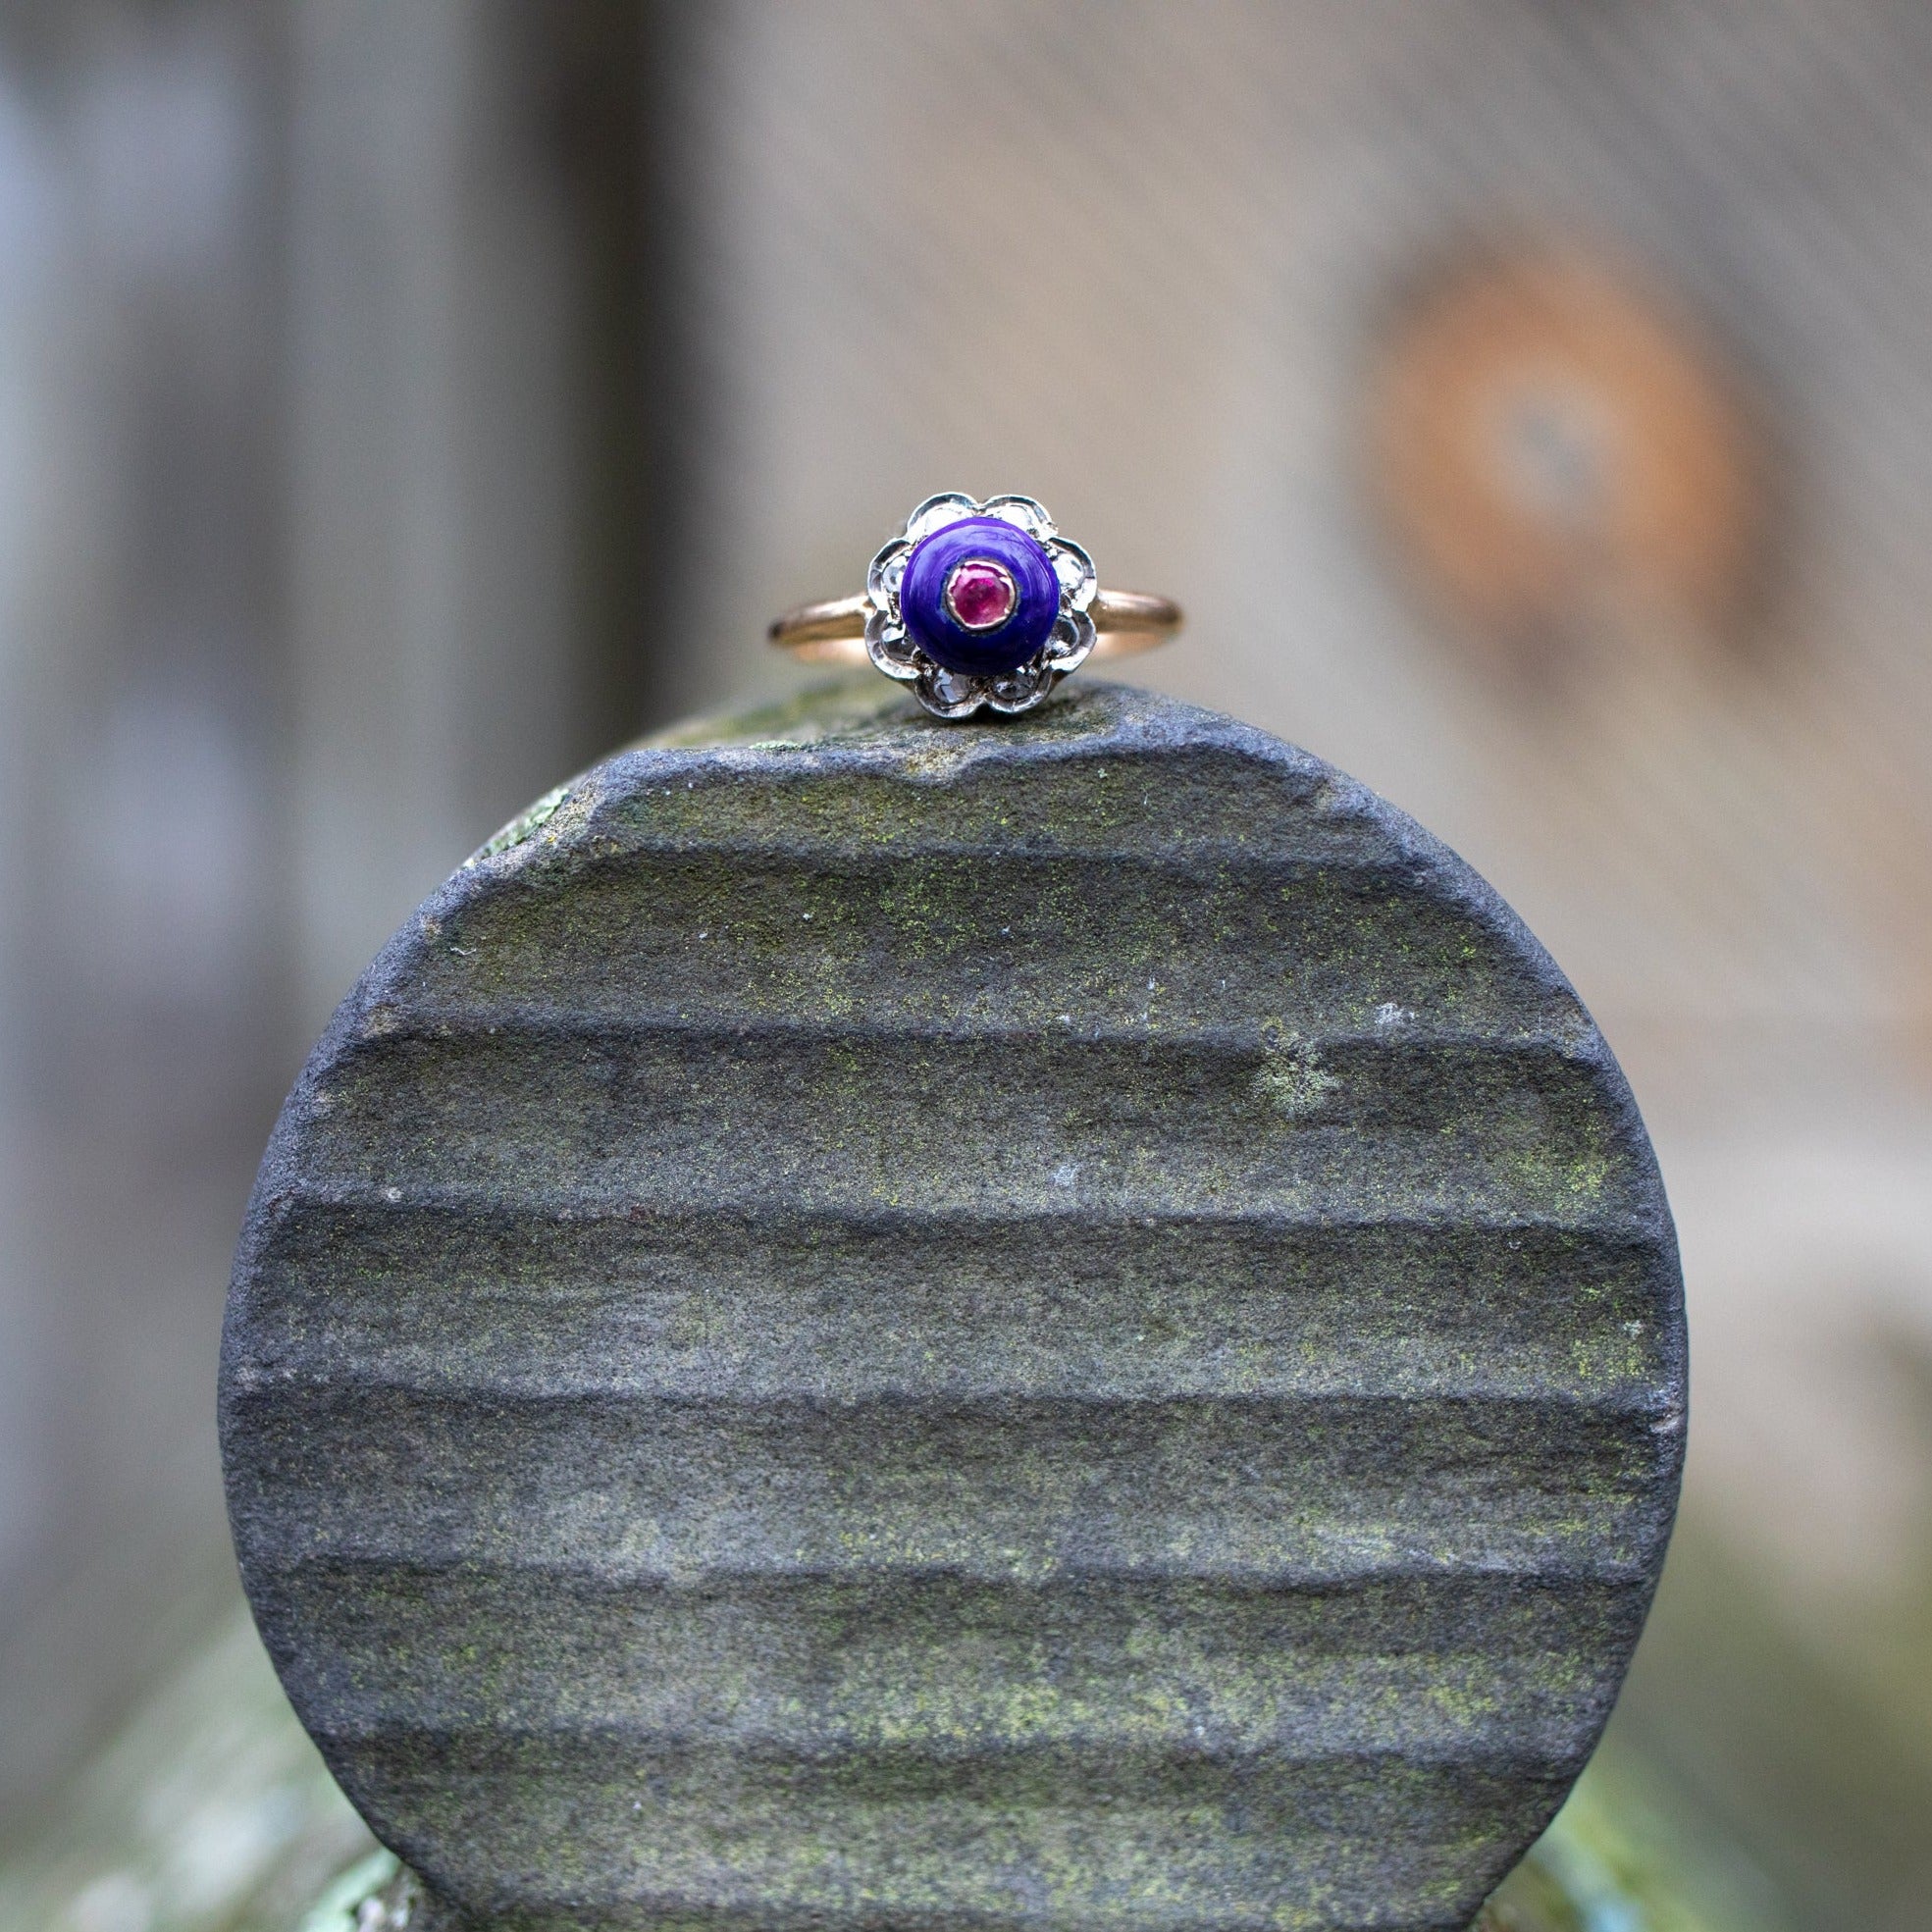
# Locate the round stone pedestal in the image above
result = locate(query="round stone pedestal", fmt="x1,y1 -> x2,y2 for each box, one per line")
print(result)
224,679 -> 1685,1932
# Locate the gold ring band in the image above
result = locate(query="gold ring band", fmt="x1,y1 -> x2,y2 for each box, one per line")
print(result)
770,588 -> 1183,664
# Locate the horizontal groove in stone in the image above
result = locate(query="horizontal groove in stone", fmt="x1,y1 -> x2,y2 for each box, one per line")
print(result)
355,1009 -> 1587,1062
259,1563 -> 1641,1757
375,1730 -> 1551,1817
235,1203 -> 1675,1405
345,1743 -> 1551,1930
350,1902 -> 1477,1932
321,1722 -> 1588,1779
330,1009 -> 1607,1075
291,1026 -> 1642,1225
256,1190 -> 1654,1241
228,1386 -> 1675,1583
251,1550 -> 1657,1594
401,844 -> 1581,1044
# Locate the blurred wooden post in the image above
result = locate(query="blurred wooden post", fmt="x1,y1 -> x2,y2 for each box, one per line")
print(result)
286,0 -> 669,1025
0,0 -> 679,1827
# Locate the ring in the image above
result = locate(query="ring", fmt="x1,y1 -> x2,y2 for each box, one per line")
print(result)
769,493 -> 1182,719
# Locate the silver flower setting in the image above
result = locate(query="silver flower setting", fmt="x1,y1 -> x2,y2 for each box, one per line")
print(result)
864,493 -> 1099,719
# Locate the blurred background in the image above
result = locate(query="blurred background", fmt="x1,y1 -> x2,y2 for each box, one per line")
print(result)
2,3 -> 1931,1927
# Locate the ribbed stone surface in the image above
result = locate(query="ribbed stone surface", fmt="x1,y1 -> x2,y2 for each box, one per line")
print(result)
221,680 -> 1685,1932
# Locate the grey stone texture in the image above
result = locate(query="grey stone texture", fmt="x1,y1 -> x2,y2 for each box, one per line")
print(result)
221,680 -> 1685,1931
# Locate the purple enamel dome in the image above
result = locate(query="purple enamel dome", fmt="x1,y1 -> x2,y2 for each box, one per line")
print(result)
899,516 -> 1062,675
